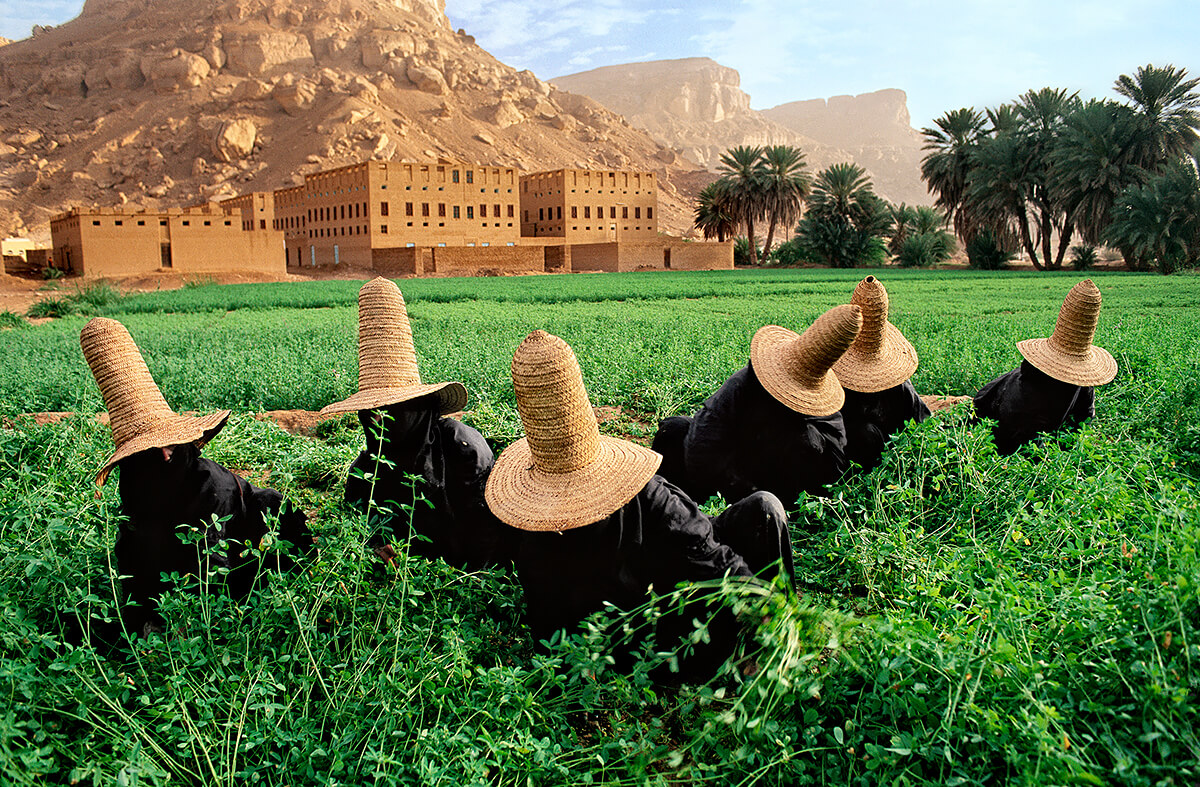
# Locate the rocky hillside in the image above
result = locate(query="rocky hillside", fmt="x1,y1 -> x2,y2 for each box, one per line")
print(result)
0,0 -> 703,242
552,58 -> 929,206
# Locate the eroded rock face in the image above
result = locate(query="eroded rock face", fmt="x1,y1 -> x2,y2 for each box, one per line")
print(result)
406,62 -> 447,94
142,50 -> 211,92
212,117 -> 257,161
273,76 -> 317,114
225,31 -> 314,76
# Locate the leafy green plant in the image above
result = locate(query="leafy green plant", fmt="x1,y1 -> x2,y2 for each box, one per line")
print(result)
41,266 -> 64,280
0,310 -> 25,329
1071,243 -> 1099,270
966,229 -> 1015,269
732,236 -> 754,266
25,297 -> 74,319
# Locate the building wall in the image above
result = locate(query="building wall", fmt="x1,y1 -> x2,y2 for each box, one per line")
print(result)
282,160 -> 521,269
666,240 -> 733,271
567,243 -> 620,272
372,246 -> 424,276
520,168 -> 658,243
431,245 -> 544,275
49,206 -> 285,278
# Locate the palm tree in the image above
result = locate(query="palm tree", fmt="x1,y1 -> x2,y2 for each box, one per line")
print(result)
716,145 -> 768,264
799,163 -> 890,268
759,145 -> 811,258
1049,100 -> 1148,257
1107,150 -> 1200,274
920,108 -> 986,240
966,132 -> 1039,268
693,181 -> 738,242
1114,64 -> 1200,169
1015,87 -> 1082,270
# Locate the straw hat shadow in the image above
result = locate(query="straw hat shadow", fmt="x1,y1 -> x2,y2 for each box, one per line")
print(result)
485,330 -> 661,532
80,317 -> 230,485
321,277 -> 467,415
1017,279 -> 1117,387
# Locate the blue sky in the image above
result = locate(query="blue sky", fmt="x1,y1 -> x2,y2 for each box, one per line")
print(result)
5,1 -> 1197,128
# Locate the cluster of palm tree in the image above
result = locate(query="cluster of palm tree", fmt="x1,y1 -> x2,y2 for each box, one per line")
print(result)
693,145 -> 811,264
922,64 -> 1200,273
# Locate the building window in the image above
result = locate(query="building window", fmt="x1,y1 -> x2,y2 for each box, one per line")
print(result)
571,206 -> 577,218
584,207 -> 590,219
114,220 -> 122,226
452,170 -> 460,183
622,207 -> 629,219
260,219 -> 267,229
647,207 -> 653,219
467,206 -> 474,219
381,201 -> 389,216
465,170 -> 473,184
422,203 -> 430,217
405,202 -> 413,216
438,203 -> 446,217
138,220 -> 145,226
479,204 -> 486,217
453,206 -> 460,218
226,220 -> 232,226
160,220 -> 167,226
381,225 -> 388,234
182,220 -> 190,226
538,208 -> 544,221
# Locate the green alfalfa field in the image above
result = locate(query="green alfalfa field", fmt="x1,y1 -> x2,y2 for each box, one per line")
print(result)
0,268 -> 1197,785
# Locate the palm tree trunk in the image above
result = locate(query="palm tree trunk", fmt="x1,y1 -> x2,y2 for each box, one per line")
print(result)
747,216 -> 758,265
1053,223 -> 1073,270
1018,212 -> 1042,271
763,216 -> 778,260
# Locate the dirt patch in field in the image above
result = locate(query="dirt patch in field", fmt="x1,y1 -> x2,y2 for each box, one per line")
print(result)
921,394 -> 973,413
594,405 -> 657,445
253,409 -> 348,436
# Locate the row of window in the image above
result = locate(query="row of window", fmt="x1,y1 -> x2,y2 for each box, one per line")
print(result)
306,222 -> 515,238
87,218 -> 232,228
531,206 -> 650,222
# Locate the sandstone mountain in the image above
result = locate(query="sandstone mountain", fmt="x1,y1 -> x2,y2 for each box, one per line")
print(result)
552,58 -> 929,206
0,0 -> 707,243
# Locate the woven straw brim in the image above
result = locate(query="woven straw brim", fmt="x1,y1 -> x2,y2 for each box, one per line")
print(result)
96,410 -> 230,485
750,325 -> 846,417
1017,339 -> 1118,387
485,435 -> 661,532
832,323 -> 919,393
319,381 -> 468,416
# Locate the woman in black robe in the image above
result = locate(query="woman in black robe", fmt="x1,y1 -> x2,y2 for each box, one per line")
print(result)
344,395 -> 512,569
80,317 -> 310,638
487,331 -> 794,684
654,305 -> 861,509
831,276 -> 930,472
322,277 -> 511,569
973,279 -> 1117,456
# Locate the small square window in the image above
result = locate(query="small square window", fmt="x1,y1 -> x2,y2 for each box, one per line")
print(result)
137,220 -> 145,226
381,225 -> 388,234
93,220 -> 101,226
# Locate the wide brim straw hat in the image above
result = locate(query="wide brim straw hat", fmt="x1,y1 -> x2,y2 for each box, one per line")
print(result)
81,317 -> 230,485
486,330 -> 661,532
831,275 -> 919,393
1017,279 -> 1117,387
320,277 -> 467,416
749,304 -> 863,417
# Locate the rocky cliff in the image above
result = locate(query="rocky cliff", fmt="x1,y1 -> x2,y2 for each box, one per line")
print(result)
553,58 -> 929,206
0,0 -> 703,242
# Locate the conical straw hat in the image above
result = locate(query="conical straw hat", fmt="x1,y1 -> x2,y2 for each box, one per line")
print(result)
320,277 -> 467,415
1017,279 -> 1117,387
81,317 -> 230,485
832,275 -> 919,393
486,330 -> 661,532
749,304 -> 863,416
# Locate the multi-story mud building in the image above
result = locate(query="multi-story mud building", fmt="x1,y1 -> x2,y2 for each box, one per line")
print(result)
518,168 -> 657,242
49,203 -> 284,279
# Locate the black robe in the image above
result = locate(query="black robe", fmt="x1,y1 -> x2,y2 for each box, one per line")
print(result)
116,443 -> 311,635
841,381 -> 931,472
973,360 -> 1095,456
514,476 -> 793,683
345,402 -> 512,569
680,365 -> 848,508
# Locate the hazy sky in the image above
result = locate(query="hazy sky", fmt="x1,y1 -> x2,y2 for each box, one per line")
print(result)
4,0 -> 1197,128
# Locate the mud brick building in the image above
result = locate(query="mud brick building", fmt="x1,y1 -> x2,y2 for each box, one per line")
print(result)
274,159 -> 521,269
519,168 -> 657,242
49,204 -> 285,279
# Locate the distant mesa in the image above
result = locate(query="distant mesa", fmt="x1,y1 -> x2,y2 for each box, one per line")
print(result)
553,58 -> 929,206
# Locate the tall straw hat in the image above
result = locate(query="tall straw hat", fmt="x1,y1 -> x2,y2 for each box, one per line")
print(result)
831,275 -> 919,393
485,330 -> 661,532
749,304 -> 863,417
1017,279 -> 1117,387
81,317 -> 230,485
320,277 -> 467,415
